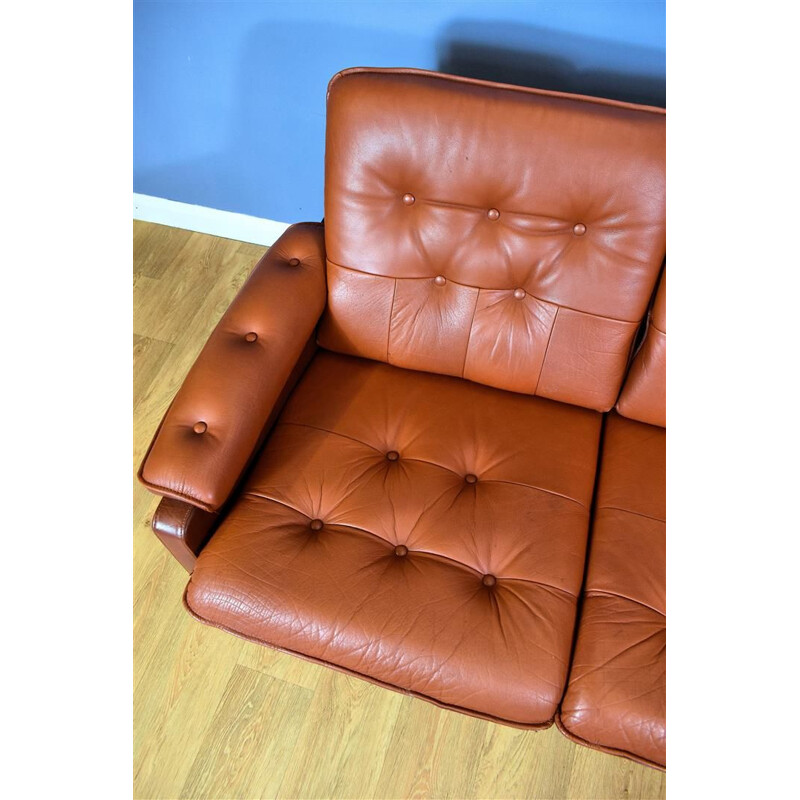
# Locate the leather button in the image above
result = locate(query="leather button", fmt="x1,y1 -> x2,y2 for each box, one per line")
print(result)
386,450 -> 400,462
482,574 -> 497,587
244,332 -> 258,343
192,421 -> 207,434
465,474 -> 478,484
487,208 -> 500,221
434,275 -> 446,286
402,193 -> 415,205
573,223 -> 587,236
394,544 -> 409,557
513,288 -> 526,300
309,519 -> 324,531
288,257 -> 300,266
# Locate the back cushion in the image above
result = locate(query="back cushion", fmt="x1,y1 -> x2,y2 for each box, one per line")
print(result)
318,68 -> 666,411
617,268 -> 666,427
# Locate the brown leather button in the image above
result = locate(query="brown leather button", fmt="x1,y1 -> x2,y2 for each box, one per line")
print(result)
386,450 -> 400,461
394,544 -> 409,557
487,208 -> 500,221
482,574 -> 497,587
288,257 -> 300,266
309,519 -> 324,531
402,193 -> 415,205
465,474 -> 478,484
244,332 -> 258,343
573,223 -> 587,236
513,288 -> 526,300
434,275 -> 446,286
192,421 -> 207,434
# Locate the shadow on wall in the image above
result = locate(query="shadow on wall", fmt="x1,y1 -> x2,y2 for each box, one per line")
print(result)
135,20 -> 351,224
134,18 -> 664,223
437,20 -> 665,107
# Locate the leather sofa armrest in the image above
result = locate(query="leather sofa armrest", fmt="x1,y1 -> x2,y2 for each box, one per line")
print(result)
616,268 -> 666,428
138,222 -> 327,513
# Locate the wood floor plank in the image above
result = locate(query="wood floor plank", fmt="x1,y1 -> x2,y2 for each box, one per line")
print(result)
277,670 -> 404,799
133,334 -> 173,409
134,220 -> 195,279
374,699 -> 490,800
180,665 -> 313,800
133,220 -> 667,800
237,638 -> 323,693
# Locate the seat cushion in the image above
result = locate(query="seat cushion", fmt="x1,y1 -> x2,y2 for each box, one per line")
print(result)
186,350 -> 602,726
558,412 -> 665,768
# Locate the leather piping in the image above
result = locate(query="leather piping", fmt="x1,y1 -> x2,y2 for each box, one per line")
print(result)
182,584 -> 555,732
327,67 -> 666,115
555,711 -> 666,772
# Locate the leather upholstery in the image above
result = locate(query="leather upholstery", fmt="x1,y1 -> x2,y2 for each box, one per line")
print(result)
319,68 -> 665,411
617,269 -> 666,426
139,223 -> 326,512
137,68 -> 668,768
558,412 -> 666,769
151,497 -> 217,572
186,350 -> 602,726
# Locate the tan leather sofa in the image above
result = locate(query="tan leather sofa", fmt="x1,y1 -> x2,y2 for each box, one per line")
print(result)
138,68 -> 666,771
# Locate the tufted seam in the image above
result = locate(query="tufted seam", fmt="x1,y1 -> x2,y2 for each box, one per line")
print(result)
233,491 -> 581,598
533,307 -> 559,396
274,420 -> 588,508
583,589 -> 665,619
278,421 -> 385,455
326,258 -> 638,324
597,504 -> 665,524
390,194 -> 584,229
460,290 -> 481,378
386,277 -> 398,361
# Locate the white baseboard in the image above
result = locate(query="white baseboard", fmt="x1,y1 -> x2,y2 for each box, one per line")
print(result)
133,193 -> 291,246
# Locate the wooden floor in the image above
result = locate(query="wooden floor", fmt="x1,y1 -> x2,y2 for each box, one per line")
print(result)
133,220 -> 666,800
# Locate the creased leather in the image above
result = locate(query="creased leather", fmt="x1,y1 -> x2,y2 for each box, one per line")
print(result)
136,69 -> 668,758
187,351 -> 602,726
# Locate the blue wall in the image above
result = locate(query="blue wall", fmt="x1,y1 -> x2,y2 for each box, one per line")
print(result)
134,0 -> 665,224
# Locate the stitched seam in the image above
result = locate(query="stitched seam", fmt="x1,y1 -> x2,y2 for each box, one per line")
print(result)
584,589 -> 665,618
460,289 -> 481,378
277,421 -> 385,454
386,277 -> 398,362
327,258 -> 638,324
598,505 -> 665,524
404,196 -> 575,225
533,306 -> 559,395
275,421 -> 588,508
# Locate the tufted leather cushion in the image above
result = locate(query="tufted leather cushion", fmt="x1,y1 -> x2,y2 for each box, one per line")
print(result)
558,412 -> 665,768
139,223 -> 326,512
617,269 -> 666,427
318,69 -> 666,411
186,350 -> 603,726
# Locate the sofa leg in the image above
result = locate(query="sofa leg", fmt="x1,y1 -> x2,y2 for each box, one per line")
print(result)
151,497 -> 217,572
